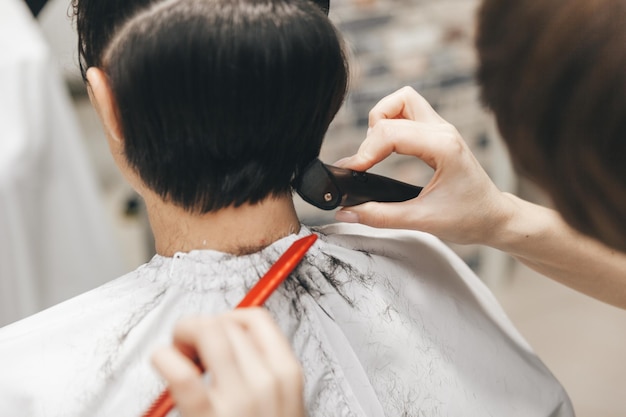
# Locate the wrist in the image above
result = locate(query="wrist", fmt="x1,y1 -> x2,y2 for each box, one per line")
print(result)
481,192 -> 549,253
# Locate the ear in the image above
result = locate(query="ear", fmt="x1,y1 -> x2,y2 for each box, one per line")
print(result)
86,67 -> 124,144
86,67 -> 147,195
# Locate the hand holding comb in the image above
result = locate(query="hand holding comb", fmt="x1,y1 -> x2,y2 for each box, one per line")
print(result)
142,233 -> 318,417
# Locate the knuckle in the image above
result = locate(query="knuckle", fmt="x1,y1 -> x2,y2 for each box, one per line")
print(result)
375,119 -> 396,139
369,205 -> 391,229
368,106 -> 378,122
197,318 -> 220,335
176,316 -> 200,330
276,361 -> 303,385
357,139 -> 382,166
251,307 -> 272,321
186,394 -> 212,415
251,372 -> 280,398
438,125 -> 464,153
379,215 -> 392,230
180,316 -> 217,332
238,307 -> 272,327
399,85 -> 416,96
212,396 -> 248,417
171,372 -> 201,391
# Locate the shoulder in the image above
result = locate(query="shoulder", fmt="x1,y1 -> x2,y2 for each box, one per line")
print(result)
0,266 -> 148,338
314,222 -> 444,248
311,223 -> 503,322
0,264 -> 161,370
0,264 -> 163,416
313,222 -> 467,271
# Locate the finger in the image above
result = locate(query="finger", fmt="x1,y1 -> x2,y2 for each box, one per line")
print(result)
335,199 -> 426,231
219,317 -> 280,417
227,309 -> 302,385
151,347 -> 212,417
226,309 -> 304,417
227,309 -> 297,366
172,317 -> 244,391
368,86 -> 445,127
337,118 -> 462,172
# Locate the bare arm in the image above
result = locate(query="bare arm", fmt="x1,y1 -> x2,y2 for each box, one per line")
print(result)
336,86 -> 626,309
490,193 -> 626,308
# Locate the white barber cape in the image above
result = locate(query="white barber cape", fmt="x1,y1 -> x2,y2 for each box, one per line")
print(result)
0,223 -> 573,417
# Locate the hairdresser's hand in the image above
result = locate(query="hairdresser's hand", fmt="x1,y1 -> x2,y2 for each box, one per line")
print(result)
152,308 -> 305,417
335,86 -> 515,246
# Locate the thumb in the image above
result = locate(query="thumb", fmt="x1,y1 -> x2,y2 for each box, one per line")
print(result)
334,152 -> 377,172
335,201 -> 419,230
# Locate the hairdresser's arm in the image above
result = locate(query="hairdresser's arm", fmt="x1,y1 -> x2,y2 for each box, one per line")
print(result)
152,308 -> 305,417
486,193 -> 626,309
335,86 -> 626,309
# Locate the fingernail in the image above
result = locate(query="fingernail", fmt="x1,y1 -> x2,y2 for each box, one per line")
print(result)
335,210 -> 359,223
333,157 -> 351,167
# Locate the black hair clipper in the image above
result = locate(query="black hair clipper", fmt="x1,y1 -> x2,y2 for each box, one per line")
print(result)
295,158 -> 423,210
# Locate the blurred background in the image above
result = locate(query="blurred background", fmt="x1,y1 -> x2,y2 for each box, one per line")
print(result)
2,0 -> 625,414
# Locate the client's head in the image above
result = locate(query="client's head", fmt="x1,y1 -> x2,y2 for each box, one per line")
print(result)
73,0 -> 330,79
476,0 -> 626,251
84,0 -> 348,213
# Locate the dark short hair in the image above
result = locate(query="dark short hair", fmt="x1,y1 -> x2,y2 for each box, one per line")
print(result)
73,0 -> 154,80
72,0 -> 331,80
100,0 -> 348,212
476,0 -> 626,251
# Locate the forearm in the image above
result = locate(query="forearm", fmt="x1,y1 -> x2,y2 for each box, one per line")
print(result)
487,193 -> 626,309
337,86 -> 626,307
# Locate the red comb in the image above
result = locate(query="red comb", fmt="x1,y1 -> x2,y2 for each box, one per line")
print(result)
142,234 -> 317,417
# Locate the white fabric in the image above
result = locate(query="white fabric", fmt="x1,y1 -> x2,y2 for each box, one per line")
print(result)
0,223 -> 573,416
0,0 -> 124,325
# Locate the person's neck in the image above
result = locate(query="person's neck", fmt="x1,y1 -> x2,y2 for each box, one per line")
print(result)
144,193 -> 301,257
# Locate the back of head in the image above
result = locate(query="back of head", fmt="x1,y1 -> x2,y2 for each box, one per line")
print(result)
476,0 -> 626,251
73,0 -> 330,78
101,0 -> 348,212
73,0 -> 155,79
